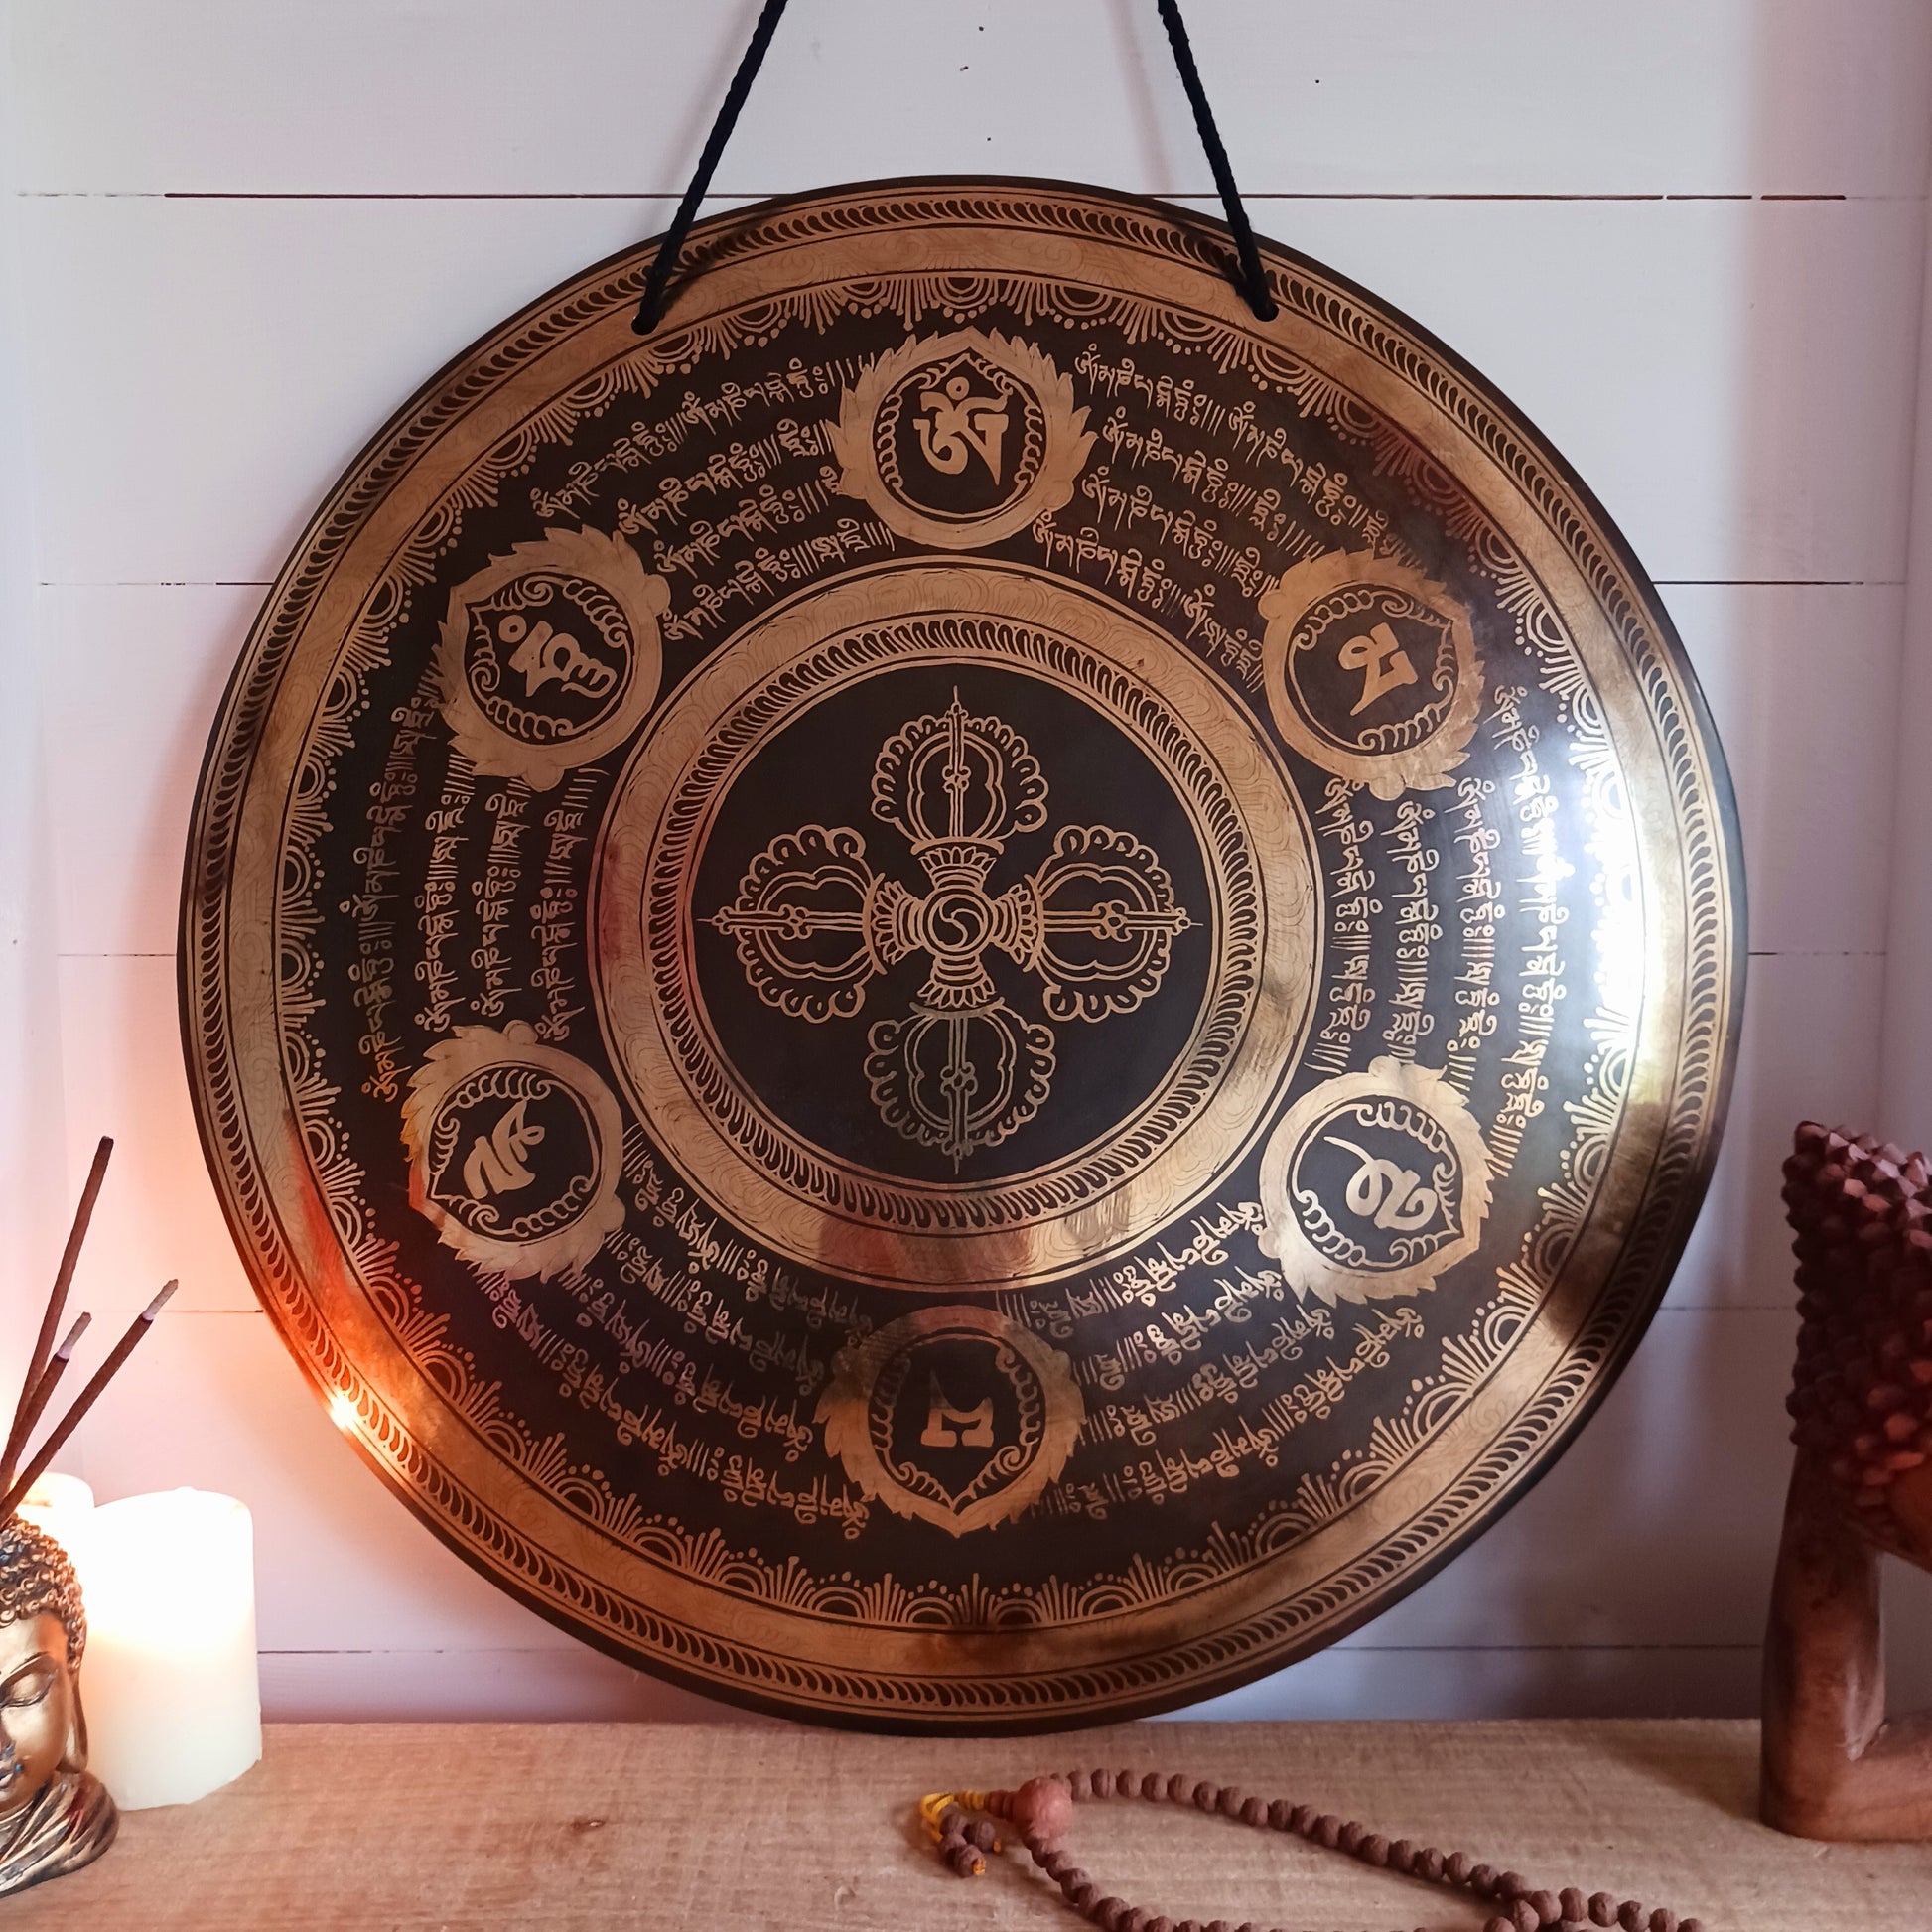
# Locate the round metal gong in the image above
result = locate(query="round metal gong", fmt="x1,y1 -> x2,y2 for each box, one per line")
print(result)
181,179 -> 1742,1727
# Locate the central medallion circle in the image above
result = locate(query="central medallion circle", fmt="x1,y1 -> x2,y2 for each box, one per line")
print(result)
593,564 -> 1318,1290
920,889 -> 992,957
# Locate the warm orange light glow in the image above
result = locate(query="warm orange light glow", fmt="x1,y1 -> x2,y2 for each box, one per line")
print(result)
327,1391 -> 359,1433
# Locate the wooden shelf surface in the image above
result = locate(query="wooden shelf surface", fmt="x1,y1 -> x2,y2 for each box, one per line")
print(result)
9,1720 -> 1929,1928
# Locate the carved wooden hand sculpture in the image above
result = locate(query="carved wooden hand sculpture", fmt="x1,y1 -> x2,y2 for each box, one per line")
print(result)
1762,1121 -> 1932,1839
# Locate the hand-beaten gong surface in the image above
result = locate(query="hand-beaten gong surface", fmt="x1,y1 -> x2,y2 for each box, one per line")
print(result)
181,179 -> 1742,1727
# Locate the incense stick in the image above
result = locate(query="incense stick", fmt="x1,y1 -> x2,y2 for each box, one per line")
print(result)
0,1313 -> 91,1498
1,1137 -> 112,1487
1,1282 -> 174,1520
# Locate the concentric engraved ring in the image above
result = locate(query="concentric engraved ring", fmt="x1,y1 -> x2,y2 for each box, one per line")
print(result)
594,563 -> 1318,1289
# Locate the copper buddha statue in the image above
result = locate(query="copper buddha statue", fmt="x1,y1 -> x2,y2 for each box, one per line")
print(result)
0,1515 -> 114,1893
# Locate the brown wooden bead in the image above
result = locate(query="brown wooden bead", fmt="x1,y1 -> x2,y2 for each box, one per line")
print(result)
1560,1889 -> 1588,1924
1013,1777 -> 1073,1843
1681,1921 -> 1703,1932
1647,1913 -> 1677,1932
1498,1870 -> 1529,1898
1118,1770 -> 1140,1802
1417,1848 -> 1446,1881
1527,1890 -> 1561,1924
1120,1910 -> 1149,1932
1204,1922 -> 1233,1932
1314,1813 -> 1343,1848
1289,1803 -> 1317,1835
1148,1919 -> 1175,1932
1069,1880 -> 1099,1908
1360,1831 -> 1390,1866
1068,1770 -> 1091,1800
966,1818 -> 997,1850
1470,1862 -> 1500,1895
1447,1852 -> 1475,1883
1092,1769 -> 1114,1799
1509,1903 -> 1541,1932
1142,1771 -> 1166,1800
1618,1903 -> 1645,1931
1092,1897 -> 1126,1928
1336,1818 -> 1365,1853
1218,1785 -> 1246,1818
1168,1773 -> 1192,1803
1266,1798 -> 1293,1830
1240,1796 -> 1269,1827
1193,1780 -> 1220,1811
1589,1894 -> 1619,1926
1386,1837 -> 1416,1871
1484,1918 -> 1515,1932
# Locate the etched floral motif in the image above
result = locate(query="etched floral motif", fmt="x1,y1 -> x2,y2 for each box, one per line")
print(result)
710,694 -> 1193,1167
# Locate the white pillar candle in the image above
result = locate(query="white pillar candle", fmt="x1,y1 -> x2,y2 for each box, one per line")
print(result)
73,1489 -> 261,1810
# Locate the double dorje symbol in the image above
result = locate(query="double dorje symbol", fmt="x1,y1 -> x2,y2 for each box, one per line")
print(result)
711,695 -> 1192,1167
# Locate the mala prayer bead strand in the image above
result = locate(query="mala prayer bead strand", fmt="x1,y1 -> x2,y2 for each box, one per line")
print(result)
918,1773 -> 1704,1932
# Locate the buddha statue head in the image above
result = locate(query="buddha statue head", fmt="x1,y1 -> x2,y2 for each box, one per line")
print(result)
0,1516 -> 114,1894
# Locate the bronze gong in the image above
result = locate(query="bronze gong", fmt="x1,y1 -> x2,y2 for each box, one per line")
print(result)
181,179 -> 1742,1727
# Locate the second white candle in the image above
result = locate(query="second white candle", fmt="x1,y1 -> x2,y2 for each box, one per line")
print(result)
72,1489 -> 262,1811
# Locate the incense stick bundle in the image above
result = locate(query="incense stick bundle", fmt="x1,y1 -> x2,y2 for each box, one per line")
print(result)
0,1283 -> 175,1519
0,1137 -> 111,1491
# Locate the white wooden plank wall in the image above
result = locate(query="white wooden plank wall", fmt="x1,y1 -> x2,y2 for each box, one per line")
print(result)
3,0 -> 1930,1723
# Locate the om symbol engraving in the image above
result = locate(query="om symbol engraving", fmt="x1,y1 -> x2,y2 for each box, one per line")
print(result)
1258,1059 -> 1493,1305
833,330 -> 1093,549
710,694 -> 1192,1168
915,371 -> 1012,484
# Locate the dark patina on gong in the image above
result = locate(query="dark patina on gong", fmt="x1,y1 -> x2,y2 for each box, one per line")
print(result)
181,179 -> 1743,1727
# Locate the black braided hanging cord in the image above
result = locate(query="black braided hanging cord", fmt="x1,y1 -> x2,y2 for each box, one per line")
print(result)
631,0 -> 793,335
631,0 -> 1279,334
1154,0 -> 1278,319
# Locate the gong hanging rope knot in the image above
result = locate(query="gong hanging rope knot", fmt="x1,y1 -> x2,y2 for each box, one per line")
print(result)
918,1774 -> 1705,1932
631,0 -> 1279,334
